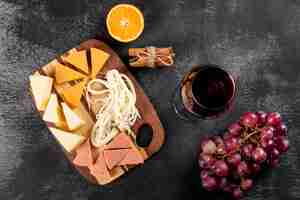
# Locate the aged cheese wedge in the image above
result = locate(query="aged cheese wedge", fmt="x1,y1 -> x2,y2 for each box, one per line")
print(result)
104,149 -> 129,170
104,132 -> 132,150
43,94 -> 67,128
49,127 -> 85,153
63,50 -> 89,74
61,102 -> 85,130
55,63 -> 86,84
90,151 -> 111,182
29,75 -> 53,111
90,48 -> 110,78
59,79 -> 87,108
73,139 -> 93,167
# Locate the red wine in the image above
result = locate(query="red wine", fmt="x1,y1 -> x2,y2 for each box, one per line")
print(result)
192,67 -> 235,109
178,65 -> 235,119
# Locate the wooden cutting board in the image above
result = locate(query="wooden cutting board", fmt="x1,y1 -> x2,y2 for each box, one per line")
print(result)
30,39 -> 165,184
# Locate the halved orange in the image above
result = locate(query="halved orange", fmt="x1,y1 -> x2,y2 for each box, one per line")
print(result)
106,4 -> 144,43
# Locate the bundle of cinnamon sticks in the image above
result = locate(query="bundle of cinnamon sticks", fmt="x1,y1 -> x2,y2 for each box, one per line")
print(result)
129,47 -> 175,68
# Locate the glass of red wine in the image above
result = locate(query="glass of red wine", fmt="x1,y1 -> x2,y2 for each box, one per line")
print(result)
172,65 -> 236,120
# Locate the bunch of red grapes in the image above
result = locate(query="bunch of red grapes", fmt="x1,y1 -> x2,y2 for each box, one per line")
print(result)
198,112 -> 289,199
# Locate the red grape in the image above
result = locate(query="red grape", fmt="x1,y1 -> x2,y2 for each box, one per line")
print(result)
250,163 -> 261,174
219,177 -> 228,189
275,136 -> 289,152
200,170 -> 210,179
242,144 -> 254,158
201,139 -> 217,154
198,111 -> 289,198
213,160 -> 229,177
225,137 -> 240,152
252,147 -> 267,163
201,175 -> 218,191
260,126 -> 274,140
240,112 -> 258,128
275,123 -> 287,136
199,154 -> 215,169
228,123 -> 242,137
232,187 -> 243,199
269,158 -> 280,167
256,111 -> 267,127
270,148 -> 280,159
227,153 -> 242,166
237,161 -> 250,176
266,112 -> 281,126
261,138 -> 274,150
241,179 -> 253,191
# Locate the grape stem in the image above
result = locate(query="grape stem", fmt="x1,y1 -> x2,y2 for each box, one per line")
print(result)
241,130 -> 260,144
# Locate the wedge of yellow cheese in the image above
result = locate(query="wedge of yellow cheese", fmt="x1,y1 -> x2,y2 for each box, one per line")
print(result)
29,75 -> 53,111
59,79 -> 87,108
61,102 -> 85,131
49,127 -> 85,153
55,62 -> 86,84
43,93 -> 67,128
90,48 -> 110,78
63,50 -> 89,74
61,79 -> 87,108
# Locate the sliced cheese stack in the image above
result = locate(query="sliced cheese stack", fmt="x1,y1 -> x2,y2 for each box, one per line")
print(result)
29,74 -> 53,111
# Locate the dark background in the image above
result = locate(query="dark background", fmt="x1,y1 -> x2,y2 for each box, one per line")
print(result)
0,0 -> 300,199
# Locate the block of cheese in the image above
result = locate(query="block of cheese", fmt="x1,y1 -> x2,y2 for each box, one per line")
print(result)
90,48 -> 110,78
29,75 -> 53,111
55,63 -> 86,84
49,127 -> 85,153
61,102 -> 85,131
59,79 -> 87,108
63,50 -> 89,74
43,94 -> 67,128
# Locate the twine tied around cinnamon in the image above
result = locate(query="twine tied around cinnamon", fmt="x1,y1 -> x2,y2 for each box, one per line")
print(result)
129,46 -> 175,68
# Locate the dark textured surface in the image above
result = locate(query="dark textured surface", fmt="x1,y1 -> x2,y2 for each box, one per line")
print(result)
0,0 -> 300,199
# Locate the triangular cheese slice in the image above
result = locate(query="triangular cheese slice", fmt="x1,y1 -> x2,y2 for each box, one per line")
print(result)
43,94 -> 66,129
90,48 -> 110,78
49,127 -> 85,153
73,104 -> 94,137
73,139 -> 93,167
104,132 -> 132,150
63,50 -> 89,74
118,148 -> 144,166
103,149 -> 129,170
60,79 -> 87,108
29,75 -> 53,111
90,151 -> 111,182
55,63 -> 86,84
61,102 -> 85,130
